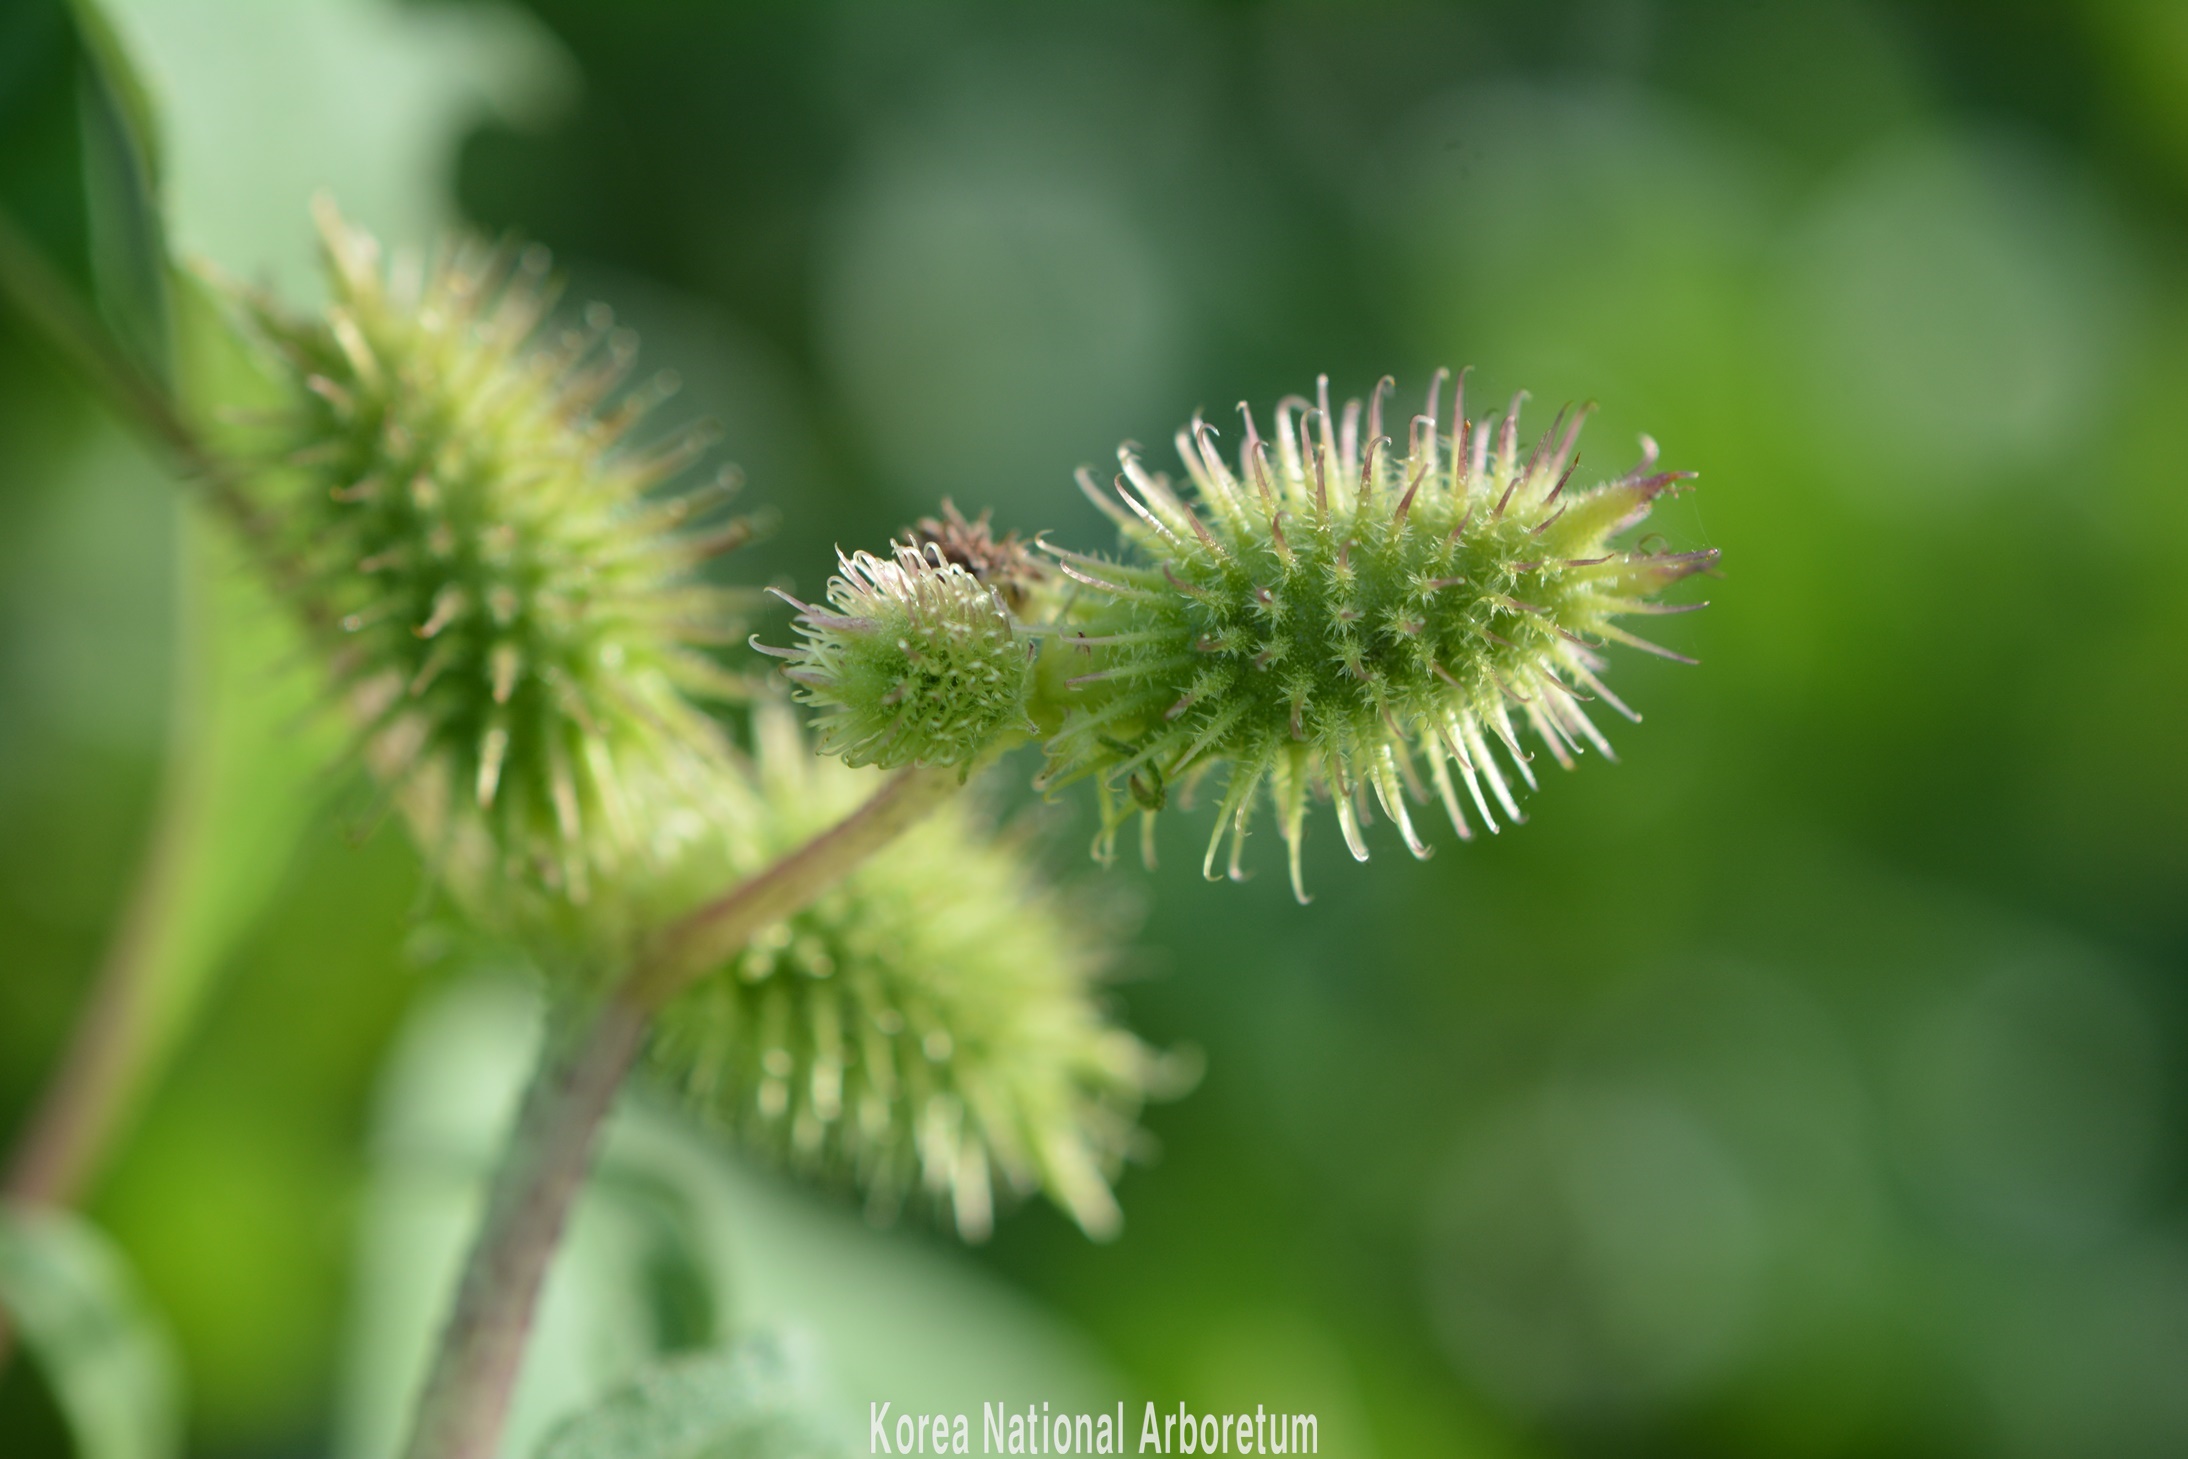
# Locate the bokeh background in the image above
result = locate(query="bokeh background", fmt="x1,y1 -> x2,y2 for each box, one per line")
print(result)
6,1 -> 2188,1456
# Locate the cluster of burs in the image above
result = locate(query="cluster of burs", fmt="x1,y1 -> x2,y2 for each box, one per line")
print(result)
236,203 -> 1705,1239
783,378 -> 1713,902
234,205 -> 1158,1240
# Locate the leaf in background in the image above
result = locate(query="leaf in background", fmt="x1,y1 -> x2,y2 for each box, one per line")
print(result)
0,0 -> 573,1161
63,0 -> 160,189
0,0 -> 170,384
0,330 -> 342,1208
0,464 -> 340,1214
0,1 -> 569,1433
534,1334 -> 850,1459
99,0 -> 573,295
135,270 -> 346,1091
131,506 -> 342,1097
0,1203 -> 181,1459
61,0 -> 575,1164
0,0 -> 100,324
68,0 -> 169,381
0,0 -> 340,1216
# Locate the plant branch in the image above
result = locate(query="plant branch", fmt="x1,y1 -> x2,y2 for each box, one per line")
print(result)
397,763 -> 960,1459
394,987 -> 648,1459
630,763 -> 963,1008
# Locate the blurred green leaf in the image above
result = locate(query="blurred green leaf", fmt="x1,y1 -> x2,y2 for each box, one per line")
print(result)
137,272 -> 344,1091
69,0 -> 169,381
100,0 -> 572,295
0,0 -> 100,317
128,508 -> 339,1093
535,1333 -> 849,1459
63,1 -> 160,191
0,0 -> 169,382
0,1203 -> 181,1459
0,425 -> 340,1207
0,2 -> 284,1182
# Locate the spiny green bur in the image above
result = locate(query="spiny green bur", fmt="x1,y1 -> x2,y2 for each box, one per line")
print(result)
236,205 -> 1166,1242
649,709 -> 1164,1241
1042,371 -> 1714,900
769,543 -> 1033,770
235,201 -> 750,925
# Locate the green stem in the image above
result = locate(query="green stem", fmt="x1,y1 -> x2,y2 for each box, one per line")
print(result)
629,764 -> 963,1004
393,988 -> 648,1459
397,763 -> 959,1459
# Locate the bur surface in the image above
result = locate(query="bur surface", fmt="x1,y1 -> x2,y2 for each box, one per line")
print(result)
1041,372 -> 1714,899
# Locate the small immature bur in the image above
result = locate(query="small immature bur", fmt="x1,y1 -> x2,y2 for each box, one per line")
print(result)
765,541 -> 1034,772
